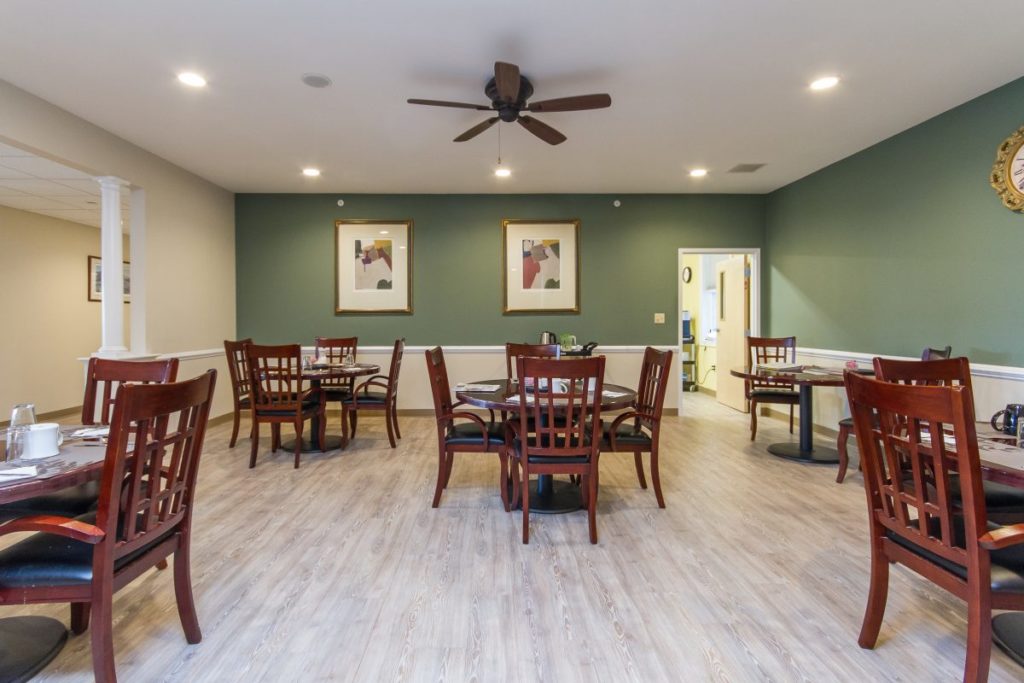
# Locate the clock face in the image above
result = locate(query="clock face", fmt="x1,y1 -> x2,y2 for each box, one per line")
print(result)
1012,144 -> 1024,195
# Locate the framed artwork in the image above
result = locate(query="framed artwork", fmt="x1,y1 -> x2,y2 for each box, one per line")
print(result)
502,219 -> 580,314
335,219 -> 413,314
87,255 -> 131,303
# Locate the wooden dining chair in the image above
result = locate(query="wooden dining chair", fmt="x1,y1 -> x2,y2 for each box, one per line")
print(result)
509,355 -> 605,544
345,338 -> 405,448
426,347 -> 509,510
314,336 -> 358,430
870,356 -> 1024,522
246,343 -> 325,468
600,347 -> 673,508
844,370 -> 1024,683
0,357 -> 180,524
745,336 -> 798,441
836,345 -> 952,483
505,342 -> 560,380
0,369 -> 217,683
223,338 -> 253,447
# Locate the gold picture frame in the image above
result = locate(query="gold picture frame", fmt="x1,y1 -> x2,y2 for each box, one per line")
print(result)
502,219 -> 580,314
334,219 -> 413,314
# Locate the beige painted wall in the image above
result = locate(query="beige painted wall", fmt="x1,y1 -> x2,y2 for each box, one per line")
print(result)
0,79 -> 236,414
0,205 -> 132,414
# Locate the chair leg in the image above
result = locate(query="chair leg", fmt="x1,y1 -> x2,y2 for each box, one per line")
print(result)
836,423 -> 852,484
750,400 -> 759,441
392,401 -> 402,439
385,405 -> 397,448
443,452 -> 454,487
249,421 -> 260,468
650,446 -> 665,509
498,450 -> 510,512
89,581 -> 116,683
293,419 -> 303,469
510,459 -> 521,510
349,409 -> 358,439
431,447 -> 447,508
173,543 -> 203,644
964,577 -> 992,683
857,539 -> 890,649
70,602 -> 91,635
633,452 -> 648,489
271,424 -> 280,453
789,405 -> 794,433
229,407 -> 241,448
521,464 -> 530,544
587,470 -> 598,544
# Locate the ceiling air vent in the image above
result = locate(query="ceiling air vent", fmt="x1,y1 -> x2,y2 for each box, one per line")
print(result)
728,163 -> 765,173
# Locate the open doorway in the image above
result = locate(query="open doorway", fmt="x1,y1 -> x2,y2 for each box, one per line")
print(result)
677,248 -> 761,413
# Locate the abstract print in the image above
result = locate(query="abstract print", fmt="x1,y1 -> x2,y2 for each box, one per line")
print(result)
521,239 -> 560,290
354,239 -> 393,290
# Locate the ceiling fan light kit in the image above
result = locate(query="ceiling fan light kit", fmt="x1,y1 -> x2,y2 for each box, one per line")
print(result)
408,61 -> 611,146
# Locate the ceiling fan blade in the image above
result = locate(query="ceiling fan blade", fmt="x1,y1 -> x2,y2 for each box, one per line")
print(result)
526,94 -> 612,112
407,98 -> 492,111
454,117 -> 500,142
518,116 -> 567,145
494,62 -> 521,103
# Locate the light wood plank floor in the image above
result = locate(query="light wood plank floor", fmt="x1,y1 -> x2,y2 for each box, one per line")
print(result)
18,394 -> 1022,681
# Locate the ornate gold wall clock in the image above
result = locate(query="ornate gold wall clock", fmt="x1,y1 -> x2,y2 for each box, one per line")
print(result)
991,125 -> 1024,212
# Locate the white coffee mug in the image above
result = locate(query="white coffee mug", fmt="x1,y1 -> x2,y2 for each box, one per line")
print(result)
20,422 -> 63,459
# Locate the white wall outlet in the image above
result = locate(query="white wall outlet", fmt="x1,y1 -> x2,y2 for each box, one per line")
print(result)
653,313 -> 665,324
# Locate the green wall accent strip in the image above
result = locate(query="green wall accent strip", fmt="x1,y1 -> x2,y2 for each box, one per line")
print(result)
766,76 -> 1024,366
236,194 -> 765,346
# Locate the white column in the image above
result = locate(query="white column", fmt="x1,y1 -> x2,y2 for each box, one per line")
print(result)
129,187 -> 147,354
96,176 -> 129,356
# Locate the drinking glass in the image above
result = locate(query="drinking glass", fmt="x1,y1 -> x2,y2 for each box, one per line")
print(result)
343,352 -> 355,367
10,403 -> 36,427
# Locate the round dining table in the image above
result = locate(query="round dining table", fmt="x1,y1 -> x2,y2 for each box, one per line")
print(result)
282,363 -> 380,452
0,433 -> 107,682
455,379 -> 636,513
730,365 -> 872,464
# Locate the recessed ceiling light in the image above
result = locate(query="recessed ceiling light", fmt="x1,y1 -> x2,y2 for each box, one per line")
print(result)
689,169 -> 708,178
177,72 -> 207,88
379,230 -> 389,235
302,168 -> 321,177
495,167 -> 511,178
810,76 -> 840,91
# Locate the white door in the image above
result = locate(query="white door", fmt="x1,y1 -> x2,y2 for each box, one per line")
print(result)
716,255 -> 748,412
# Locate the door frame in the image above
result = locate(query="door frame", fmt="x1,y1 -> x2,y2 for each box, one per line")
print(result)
677,247 -> 762,412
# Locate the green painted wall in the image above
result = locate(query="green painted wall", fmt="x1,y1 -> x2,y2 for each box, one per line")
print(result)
236,194 -> 764,345
766,77 -> 1024,366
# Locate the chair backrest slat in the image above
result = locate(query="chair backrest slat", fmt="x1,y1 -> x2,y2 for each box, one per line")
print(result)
246,344 -> 305,409
745,336 -> 796,394
634,347 -> 673,432
517,356 -> 604,458
506,343 -> 560,381
223,338 -> 253,401
315,337 -> 358,390
384,339 -> 406,400
82,357 -> 180,426
425,346 -> 453,423
97,370 -> 216,559
845,371 -> 984,569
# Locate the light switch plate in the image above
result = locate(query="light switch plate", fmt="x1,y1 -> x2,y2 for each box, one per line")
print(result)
653,313 -> 665,324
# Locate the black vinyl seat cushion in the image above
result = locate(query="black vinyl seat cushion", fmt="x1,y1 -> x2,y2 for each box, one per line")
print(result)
885,520 -> 1024,593
445,421 -> 505,446
511,438 -> 593,465
0,512 -> 176,589
347,391 -> 388,405
601,424 -> 652,449
949,475 -> 1024,513
0,482 -> 100,523
749,389 -> 799,401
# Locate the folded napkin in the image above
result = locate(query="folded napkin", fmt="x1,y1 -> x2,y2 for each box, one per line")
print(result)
70,427 -> 110,438
455,383 -> 501,392
0,465 -> 38,480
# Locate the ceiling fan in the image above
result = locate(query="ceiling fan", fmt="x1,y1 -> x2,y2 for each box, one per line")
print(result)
407,61 -> 611,146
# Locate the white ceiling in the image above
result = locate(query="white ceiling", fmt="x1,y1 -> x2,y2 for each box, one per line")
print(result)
0,1 -> 1022,195
0,142 -> 129,228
